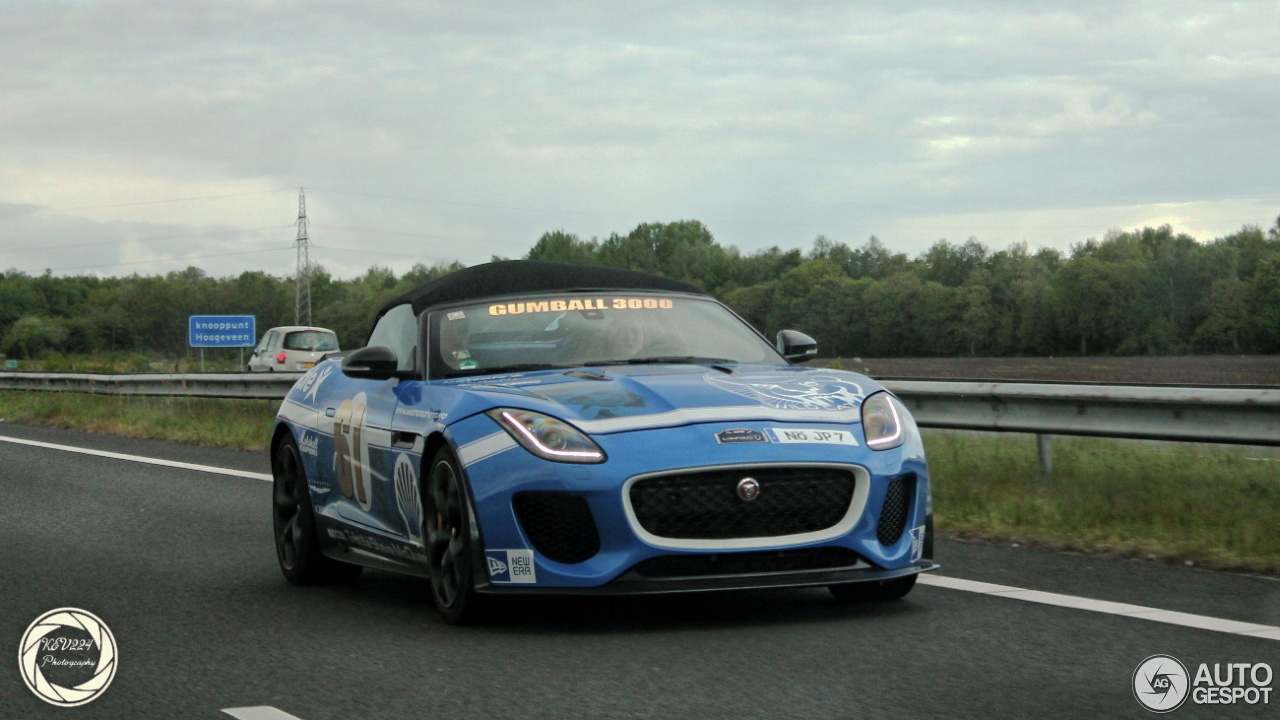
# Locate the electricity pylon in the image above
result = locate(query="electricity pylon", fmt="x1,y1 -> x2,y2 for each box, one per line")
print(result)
294,188 -> 312,326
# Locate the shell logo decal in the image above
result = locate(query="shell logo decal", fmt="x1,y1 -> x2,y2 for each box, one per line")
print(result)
393,453 -> 422,543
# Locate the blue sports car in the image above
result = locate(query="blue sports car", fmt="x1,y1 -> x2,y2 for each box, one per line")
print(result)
271,260 -> 937,623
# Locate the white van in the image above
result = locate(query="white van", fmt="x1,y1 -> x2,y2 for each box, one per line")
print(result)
247,326 -> 340,372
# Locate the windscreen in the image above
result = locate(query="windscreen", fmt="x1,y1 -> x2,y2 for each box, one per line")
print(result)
283,330 -> 340,352
428,294 -> 783,378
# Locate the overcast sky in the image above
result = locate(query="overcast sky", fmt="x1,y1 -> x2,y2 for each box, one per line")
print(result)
2,0 -> 1278,279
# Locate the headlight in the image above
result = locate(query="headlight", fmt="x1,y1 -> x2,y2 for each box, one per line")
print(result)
862,392 -> 904,450
487,408 -> 606,464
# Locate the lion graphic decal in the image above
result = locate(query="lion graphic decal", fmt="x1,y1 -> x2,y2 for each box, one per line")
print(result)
705,373 -> 866,412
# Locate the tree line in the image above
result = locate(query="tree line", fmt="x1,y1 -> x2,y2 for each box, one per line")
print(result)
2,217 -> 1279,360
526,219 -> 1280,357
0,263 -> 458,360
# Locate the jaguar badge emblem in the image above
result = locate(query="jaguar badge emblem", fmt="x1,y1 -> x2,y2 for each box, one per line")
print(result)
737,477 -> 760,502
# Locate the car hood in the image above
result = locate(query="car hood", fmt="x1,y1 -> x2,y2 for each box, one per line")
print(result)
440,364 -> 884,435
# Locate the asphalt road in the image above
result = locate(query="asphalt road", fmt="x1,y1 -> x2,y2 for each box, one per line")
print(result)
1,422 -> 1276,720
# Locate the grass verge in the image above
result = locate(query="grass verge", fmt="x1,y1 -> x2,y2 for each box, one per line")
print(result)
0,391 -> 276,450
2,391 -> 1276,574
926,430 -> 1280,574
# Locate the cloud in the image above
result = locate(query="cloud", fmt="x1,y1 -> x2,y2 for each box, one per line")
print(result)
1,0 -> 1278,277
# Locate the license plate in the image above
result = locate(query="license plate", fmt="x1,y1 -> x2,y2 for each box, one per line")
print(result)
301,362 -> 315,369
766,428 -> 858,445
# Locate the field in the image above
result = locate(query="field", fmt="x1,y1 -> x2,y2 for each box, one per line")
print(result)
829,354 -> 1280,385
925,431 -> 1279,573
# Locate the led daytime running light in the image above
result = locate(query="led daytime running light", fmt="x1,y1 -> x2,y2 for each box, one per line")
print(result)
497,410 -> 604,463
865,393 -> 904,449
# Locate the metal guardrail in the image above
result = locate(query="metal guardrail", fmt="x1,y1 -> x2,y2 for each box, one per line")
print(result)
2,372 -> 1277,446
884,380 -> 1280,447
0,371 -> 303,400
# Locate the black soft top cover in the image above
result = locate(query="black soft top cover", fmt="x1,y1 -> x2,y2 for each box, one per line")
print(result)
376,260 -> 706,320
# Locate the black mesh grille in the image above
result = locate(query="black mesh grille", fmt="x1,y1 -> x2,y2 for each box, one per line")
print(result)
512,492 -> 601,564
628,467 -> 856,540
631,547 -> 863,579
876,475 -> 914,546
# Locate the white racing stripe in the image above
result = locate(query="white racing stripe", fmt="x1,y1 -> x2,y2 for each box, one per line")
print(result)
0,434 -> 272,482
222,707 -> 307,720
919,574 -> 1280,641
457,431 -> 517,466
574,405 -> 861,434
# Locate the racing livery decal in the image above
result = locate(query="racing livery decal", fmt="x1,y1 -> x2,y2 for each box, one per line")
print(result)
705,372 -> 866,412
486,549 -> 536,583
297,364 -> 334,404
329,528 -> 419,563
393,453 -> 423,544
909,526 -> 927,562
333,392 -> 373,510
298,431 -> 320,456
488,297 -> 675,315
715,428 -> 769,444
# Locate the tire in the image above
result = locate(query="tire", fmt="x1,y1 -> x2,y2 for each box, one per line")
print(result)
273,436 -> 363,585
423,448 -> 488,624
829,573 -> 917,603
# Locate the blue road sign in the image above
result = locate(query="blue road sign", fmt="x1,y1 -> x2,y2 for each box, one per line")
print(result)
189,315 -> 256,348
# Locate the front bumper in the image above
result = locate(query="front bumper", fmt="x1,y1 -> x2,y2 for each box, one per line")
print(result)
478,560 -> 940,596
452,413 -> 933,592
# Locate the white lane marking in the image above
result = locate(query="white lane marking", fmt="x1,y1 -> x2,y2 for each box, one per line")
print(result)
919,574 -> 1280,641
0,434 -> 272,482
222,707 -> 307,720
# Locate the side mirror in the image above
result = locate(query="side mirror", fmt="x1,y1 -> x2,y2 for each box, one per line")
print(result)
341,345 -> 399,380
776,330 -> 818,364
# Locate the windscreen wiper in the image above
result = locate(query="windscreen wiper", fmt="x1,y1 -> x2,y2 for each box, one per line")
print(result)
583,356 -> 737,366
444,363 -> 561,378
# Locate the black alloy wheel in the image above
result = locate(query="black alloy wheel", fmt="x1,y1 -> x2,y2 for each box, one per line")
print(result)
424,448 -> 488,624
273,436 -> 362,585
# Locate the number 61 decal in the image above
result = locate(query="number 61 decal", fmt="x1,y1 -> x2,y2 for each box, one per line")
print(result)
333,392 -> 373,510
